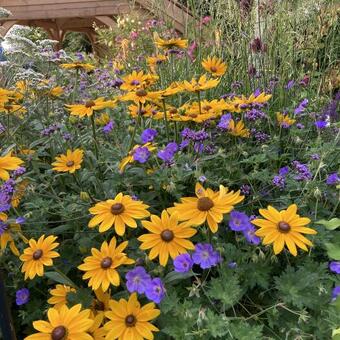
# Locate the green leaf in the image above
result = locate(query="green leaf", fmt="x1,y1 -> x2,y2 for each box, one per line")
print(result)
163,270 -> 195,284
45,271 -> 77,288
67,288 -> 93,309
229,321 -> 263,340
325,243 -> 340,260
317,218 -> 340,230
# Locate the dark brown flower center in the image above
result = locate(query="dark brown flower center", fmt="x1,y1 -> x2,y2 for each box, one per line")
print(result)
4,105 -> 13,110
66,160 -> 74,167
111,203 -> 124,215
161,229 -> 174,242
85,100 -> 96,108
125,314 -> 136,327
169,108 -> 178,114
51,325 -> 67,340
94,300 -> 105,311
203,105 -> 212,111
210,66 -> 218,72
136,89 -> 147,97
197,197 -> 214,211
278,221 -> 291,233
101,256 -> 113,269
189,114 -> 198,118
32,249 -> 43,260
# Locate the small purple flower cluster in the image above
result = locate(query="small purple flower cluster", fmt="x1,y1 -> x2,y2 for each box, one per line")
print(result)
12,166 -> 26,178
244,108 -> 266,121
251,129 -> 270,143
41,123 -> 61,136
180,128 -> 211,154
240,184 -> 251,196
141,128 -> 158,143
0,179 -> 16,212
229,211 -> 260,245
157,142 -> 178,164
272,166 -> 290,189
125,266 -> 166,303
292,161 -> 312,181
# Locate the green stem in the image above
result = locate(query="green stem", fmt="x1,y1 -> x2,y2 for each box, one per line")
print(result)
128,102 -> 142,150
90,114 -> 99,159
161,99 -> 170,142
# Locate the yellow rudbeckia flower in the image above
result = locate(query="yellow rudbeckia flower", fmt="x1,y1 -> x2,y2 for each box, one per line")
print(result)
88,192 -> 150,235
78,237 -> 134,291
20,235 -> 60,280
104,293 -> 160,340
202,56 -> 227,77
60,62 -> 95,72
252,204 -> 317,256
47,284 -> 76,309
138,210 -> 197,266
181,75 -> 220,93
168,183 -> 244,233
51,149 -> 84,174
25,304 -> 93,340
154,32 -> 188,50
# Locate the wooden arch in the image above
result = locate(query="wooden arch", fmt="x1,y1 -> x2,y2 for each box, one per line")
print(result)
0,0 -> 191,52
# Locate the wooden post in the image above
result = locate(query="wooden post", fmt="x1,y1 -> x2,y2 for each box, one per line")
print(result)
0,269 -> 17,340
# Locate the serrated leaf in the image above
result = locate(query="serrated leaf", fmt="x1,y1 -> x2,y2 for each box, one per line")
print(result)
45,271 -> 77,288
317,218 -> 340,230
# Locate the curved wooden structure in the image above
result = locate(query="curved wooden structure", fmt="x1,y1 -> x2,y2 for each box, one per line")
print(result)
0,0 -> 190,50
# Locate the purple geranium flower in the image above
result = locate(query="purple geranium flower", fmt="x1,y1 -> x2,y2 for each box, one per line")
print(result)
141,129 -> 158,143
294,98 -> 308,114
16,288 -> 30,306
272,175 -> 285,189
126,266 -> 151,294
102,120 -> 114,134
332,286 -> 340,301
242,224 -> 261,245
285,80 -> 295,90
329,261 -> 340,274
326,173 -> 340,185
229,211 -> 251,231
173,253 -> 193,273
192,243 -> 221,269
279,166 -> 290,176
217,114 -> 232,130
133,147 -> 151,163
157,142 -> 178,163
315,120 -> 328,129
145,278 -> 166,303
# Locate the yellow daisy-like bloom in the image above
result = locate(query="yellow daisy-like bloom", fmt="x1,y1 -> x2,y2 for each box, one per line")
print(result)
128,104 -> 162,120
52,149 -> 84,174
0,212 -> 27,256
0,152 -> 23,181
25,304 -> 93,340
181,75 -> 220,93
276,112 -> 296,127
119,143 -> 157,172
120,71 -> 150,91
0,102 -> 27,115
65,97 -> 116,118
92,287 -> 111,319
11,179 -> 29,208
78,237 -> 134,292
47,284 -> 76,309
252,204 -> 317,256
88,193 -> 150,235
168,183 -> 244,233
154,32 -> 188,50
104,292 -> 160,340
60,62 -> 95,72
20,235 -> 60,280
228,119 -> 250,137
138,210 -> 196,266
232,92 -> 272,109
121,89 -> 161,105
202,56 -> 227,77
